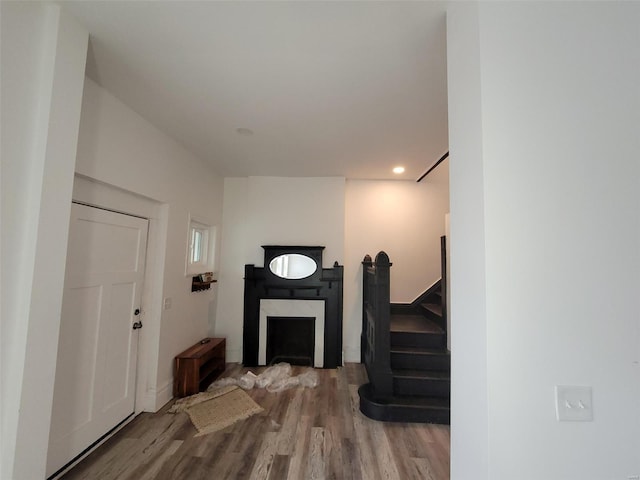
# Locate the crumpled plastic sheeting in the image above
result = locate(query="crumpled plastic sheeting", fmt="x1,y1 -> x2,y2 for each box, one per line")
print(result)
256,362 -> 291,389
267,369 -> 319,393
207,362 -> 319,393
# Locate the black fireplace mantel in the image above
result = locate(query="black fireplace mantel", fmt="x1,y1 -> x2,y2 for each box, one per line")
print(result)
243,246 -> 344,368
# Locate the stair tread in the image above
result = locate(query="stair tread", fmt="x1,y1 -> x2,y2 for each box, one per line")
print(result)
391,346 -> 450,356
390,314 -> 443,334
421,303 -> 443,316
358,383 -> 450,424
393,368 -> 451,379
365,394 -> 450,409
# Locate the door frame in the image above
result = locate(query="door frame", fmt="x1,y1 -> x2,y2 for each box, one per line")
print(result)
71,174 -> 169,413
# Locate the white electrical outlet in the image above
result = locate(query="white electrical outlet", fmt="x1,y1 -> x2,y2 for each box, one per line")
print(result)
555,386 -> 593,421
163,297 -> 172,310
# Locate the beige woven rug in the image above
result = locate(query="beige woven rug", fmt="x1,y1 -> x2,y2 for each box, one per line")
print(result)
168,385 -> 238,414
185,386 -> 263,437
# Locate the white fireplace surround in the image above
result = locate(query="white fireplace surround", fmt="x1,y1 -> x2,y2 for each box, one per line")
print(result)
259,299 -> 325,368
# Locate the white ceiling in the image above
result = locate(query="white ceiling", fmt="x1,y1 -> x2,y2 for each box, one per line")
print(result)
61,1 -> 449,180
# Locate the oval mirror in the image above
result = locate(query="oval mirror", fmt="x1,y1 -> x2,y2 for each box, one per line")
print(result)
269,253 -> 317,280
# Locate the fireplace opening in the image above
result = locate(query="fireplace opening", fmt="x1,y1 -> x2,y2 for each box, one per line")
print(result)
266,316 -> 315,366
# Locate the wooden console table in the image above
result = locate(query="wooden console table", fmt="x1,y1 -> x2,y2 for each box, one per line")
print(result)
174,337 -> 226,398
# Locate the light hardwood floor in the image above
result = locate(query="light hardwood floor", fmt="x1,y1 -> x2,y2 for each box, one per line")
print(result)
61,363 -> 450,480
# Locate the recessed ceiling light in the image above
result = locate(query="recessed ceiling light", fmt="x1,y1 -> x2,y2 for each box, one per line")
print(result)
393,166 -> 405,174
236,128 -> 254,136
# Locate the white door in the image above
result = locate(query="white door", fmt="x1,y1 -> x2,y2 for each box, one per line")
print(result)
47,203 -> 148,477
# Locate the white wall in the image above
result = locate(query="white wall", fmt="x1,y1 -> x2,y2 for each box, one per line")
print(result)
0,4 -> 88,479
216,174 -> 449,364
448,2 -> 640,479
446,3 -> 489,479
215,177 -> 345,362
75,78 -> 225,408
344,164 -> 449,361
1,8 -> 225,473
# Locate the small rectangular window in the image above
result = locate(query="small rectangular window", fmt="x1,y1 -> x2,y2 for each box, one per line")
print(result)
186,216 -> 216,275
191,227 -> 205,264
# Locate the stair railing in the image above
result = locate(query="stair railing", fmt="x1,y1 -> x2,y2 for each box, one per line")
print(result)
440,235 -> 448,338
361,252 -> 393,397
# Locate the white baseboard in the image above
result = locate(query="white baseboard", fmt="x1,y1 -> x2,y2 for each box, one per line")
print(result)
343,346 -> 360,363
136,378 -> 173,414
138,390 -> 156,413
226,347 -> 241,363
154,380 -> 173,411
